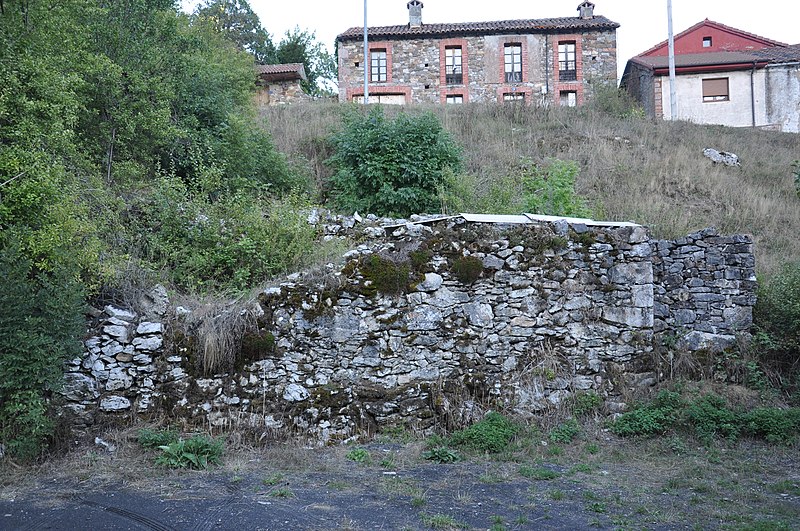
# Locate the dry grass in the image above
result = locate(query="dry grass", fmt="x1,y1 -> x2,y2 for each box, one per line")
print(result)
262,99 -> 800,277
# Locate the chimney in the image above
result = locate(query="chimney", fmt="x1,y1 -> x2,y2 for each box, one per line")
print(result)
407,0 -> 423,28
577,1 -> 595,19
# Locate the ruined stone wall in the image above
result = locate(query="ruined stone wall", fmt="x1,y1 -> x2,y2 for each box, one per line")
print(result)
61,218 -> 756,442
652,227 -> 756,351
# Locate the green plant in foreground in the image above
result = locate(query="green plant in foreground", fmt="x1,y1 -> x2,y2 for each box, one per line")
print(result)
610,389 -> 683,437
137,428 -> 180,449
155,435 -> 224,470
521,158 -> 592,218
422,513 -> 468,530
549,419 -> 581,443
449,412 -> 520,453
422,446 -> 461,463
345,447 -> 371,464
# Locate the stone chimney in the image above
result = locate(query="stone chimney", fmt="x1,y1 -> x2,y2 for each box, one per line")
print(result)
407,0 -> 423,28
577,1 -> 595,19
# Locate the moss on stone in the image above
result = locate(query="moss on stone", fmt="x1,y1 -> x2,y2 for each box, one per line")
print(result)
451,256 -> 484,284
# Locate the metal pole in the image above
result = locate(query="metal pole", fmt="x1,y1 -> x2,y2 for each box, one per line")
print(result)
363,0 -> 369,104
667,0 -> 677,119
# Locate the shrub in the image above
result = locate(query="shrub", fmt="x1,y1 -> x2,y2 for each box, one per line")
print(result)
130,180 -> 320,292
610,390 -> 683,437
521,158 -> 592,218
0,245 -> 84,461
155,435 -> 224,469
327,107 -> 462,217
743,407 -> 800,444
345,447 -> 371,464
684,394 -> 740,443
754,262 -> 800,373
448,412 -> 520,453
549,419 -> 581,444
572,392 -> 603,416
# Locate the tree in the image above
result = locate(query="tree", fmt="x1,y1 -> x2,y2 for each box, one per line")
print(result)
275,27 -> 337,96
193,0 -> 274,63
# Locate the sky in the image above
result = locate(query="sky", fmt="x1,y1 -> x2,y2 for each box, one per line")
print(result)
182,1 -> 797,81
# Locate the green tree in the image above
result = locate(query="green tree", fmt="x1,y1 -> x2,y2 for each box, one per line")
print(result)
193,0 -> 275,63
275,27 -> 337,96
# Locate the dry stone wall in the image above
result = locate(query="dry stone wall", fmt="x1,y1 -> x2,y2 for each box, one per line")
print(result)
61,217 -> 756,442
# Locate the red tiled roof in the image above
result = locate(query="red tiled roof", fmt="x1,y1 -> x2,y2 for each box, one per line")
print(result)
637,19 -> 787,57
255,63 -> 307,80
751,45 -> 800,63
630,47 -> 800,72
336,16 -> 619,41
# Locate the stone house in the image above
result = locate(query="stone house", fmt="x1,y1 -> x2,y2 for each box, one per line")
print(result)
254,63 -> 310,106
620,20 -> 800,132
335,1 -> 619,105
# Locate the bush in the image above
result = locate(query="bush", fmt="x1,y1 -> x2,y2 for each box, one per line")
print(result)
0,245 -> 84,461
610,390 -> 683,437
327,107 -> 462,217
521,158 -> 592,218
137,428 -> 180,449
684,394 -> 740,443
422,446 -> 461,463
549,419 -> 581,444
754,262 -> 800,373
743,408 -> 800,444
130,180 -> 320,292
448,412 -> 520,453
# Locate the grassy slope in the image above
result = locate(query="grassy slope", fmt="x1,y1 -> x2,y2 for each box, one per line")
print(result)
263,100 -> 800,277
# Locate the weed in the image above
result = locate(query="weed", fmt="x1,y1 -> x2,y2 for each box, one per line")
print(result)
270,487 -> 294,498
421,513 -> 468,530
570,463 -> 595,474
611,389 -> 683,437
549,489 -> 565,501
489,514 -> 505,531
587,501 -> 607,513
155,435 -> 223,470
345,447 -> 371,464
585,443 -> 599,455
422,446 -> 461,463
519,465 -> 559,480
360,254 -> 413,296
137,428 -> 179,449
262,473 -> 285,486
449,412 -> 520,453
380,455 -> 397,469
685,393 -> 740,443
549,419 -> 581,444
547,444 -> 564,457
768,480 -> 800,496
572,392 -> 603,416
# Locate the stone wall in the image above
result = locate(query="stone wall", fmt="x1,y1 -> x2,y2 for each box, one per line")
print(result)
337,29 -> 617,105
652,227 -> 756,352
61,217 -> 756,442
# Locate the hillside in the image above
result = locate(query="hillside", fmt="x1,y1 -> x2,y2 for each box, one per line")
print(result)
263,98 -> 800,278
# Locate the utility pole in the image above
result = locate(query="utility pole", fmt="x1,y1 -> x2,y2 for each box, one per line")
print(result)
363,0 -> 369,104
667,0 -> 677,119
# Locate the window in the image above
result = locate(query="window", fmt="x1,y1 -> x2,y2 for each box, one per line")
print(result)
370,49 -> 387,82
445,46 -> 463,85
503,92 -> 525,103
702,36 -> 712,48
560,90 -> 577,107
702,78 -> 729,102
558,41 -> 577,81
504,44 -> 522,83
446,94 -> 463,104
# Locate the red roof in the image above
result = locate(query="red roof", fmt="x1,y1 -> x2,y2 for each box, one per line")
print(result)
336,16 -> 619,42
638,19 -> 787,57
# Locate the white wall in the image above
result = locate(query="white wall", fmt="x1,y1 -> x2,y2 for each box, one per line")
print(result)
661,70 -> 768,128
765,64 -> 800,133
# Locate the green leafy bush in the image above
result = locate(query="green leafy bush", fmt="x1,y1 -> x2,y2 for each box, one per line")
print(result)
754,262 -> 800,374
345,447 -> 371,464
743,408 -> 800,444
155,435 -> 224,469
684,394 -> 740,443
131,181 -> 320,292
327,107 -> 462,217
0,246 -> 84,461
610,390 -> 683,437
572,392 -> 603,416
449,412 -> 520,453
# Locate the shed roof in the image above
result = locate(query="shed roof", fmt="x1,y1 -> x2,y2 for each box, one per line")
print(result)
255,63 -> 307,81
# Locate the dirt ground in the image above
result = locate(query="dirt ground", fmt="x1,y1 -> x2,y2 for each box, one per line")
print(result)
1,425 -> 799,531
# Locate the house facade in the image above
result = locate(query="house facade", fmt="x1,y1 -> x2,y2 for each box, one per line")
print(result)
254,63 -> 310,106
621,20 -> 800,132
336,1 -> 619,105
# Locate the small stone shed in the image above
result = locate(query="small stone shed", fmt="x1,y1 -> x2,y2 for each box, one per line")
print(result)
254,63 -> 309,106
